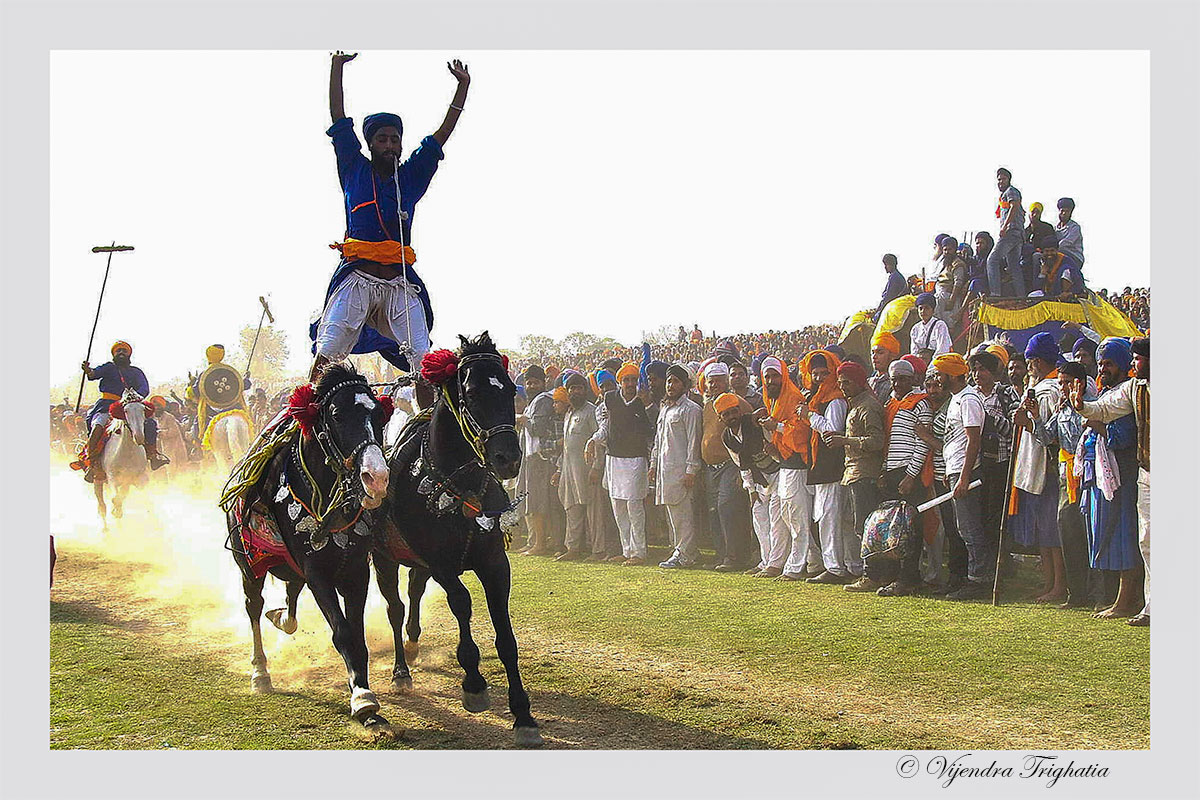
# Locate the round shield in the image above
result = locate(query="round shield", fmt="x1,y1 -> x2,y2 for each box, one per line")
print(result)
199,363 -> 244,408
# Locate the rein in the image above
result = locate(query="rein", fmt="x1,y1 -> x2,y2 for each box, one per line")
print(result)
290,377 -> 377,529
444,352 -> 518,472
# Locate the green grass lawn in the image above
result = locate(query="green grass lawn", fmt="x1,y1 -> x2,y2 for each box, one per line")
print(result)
50,545 -> 1148,750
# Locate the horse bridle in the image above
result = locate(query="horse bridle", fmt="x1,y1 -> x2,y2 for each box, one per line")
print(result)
309,377 -> 382,506
451,353 -> 518,468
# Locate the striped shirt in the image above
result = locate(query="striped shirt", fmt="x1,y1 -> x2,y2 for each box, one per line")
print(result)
884,393 -> 934,478
978,382 -> 1020,462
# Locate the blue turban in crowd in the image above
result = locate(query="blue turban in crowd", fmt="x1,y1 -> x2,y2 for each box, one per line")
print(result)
595,369 -> 616,387
559,368 -> 584,387
916,292 -> 936,309
750,353 -> 766,378
363,113 -> 404,144
1097,337 -> 1133,373
646,360 -> 669,379
825,344 -> 846,360
1057,197 -> 1075,211
1024,332 -> 1063,366
934,233 -> 949,246
1072,337 -> 1098,358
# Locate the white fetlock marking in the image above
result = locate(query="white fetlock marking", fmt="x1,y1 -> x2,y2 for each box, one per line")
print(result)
351,688 -> 380,718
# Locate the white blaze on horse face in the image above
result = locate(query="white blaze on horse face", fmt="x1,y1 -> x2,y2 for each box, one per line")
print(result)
489,376 -> 505,390
360,444 -> 389,509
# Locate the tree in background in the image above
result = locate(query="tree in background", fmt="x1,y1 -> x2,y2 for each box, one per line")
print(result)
234,323 -> 290,387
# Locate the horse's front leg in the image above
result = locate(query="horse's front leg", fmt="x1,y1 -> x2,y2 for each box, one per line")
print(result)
112,480 -> 128,519
264,578 -> 303,635
242,574 -> 273,693
404,567 -> 431,662
478,554 -> 543,747
440,574 -> 489,712
94,480 -> 107,529
372,554 -> 412,692
306,562 -> 387,727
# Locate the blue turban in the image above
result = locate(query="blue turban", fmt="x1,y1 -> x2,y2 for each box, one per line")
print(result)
916,292 -> 936,309
1097,337 -> 1132,373
1024,332 -> 1063,366
646,360 -> 669,380
934,233 -> 949,246
750,353 -> 765,378
595,369 -> 616,387
1072,337 -> 1098,358
1057,197 -> 1075,211
363,113 -> 404,144
559,368 -> 584,387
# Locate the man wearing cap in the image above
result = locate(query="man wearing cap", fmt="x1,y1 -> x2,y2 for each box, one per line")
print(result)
1071,337 -> 1149,627
553,373 -> 602,561
987,167 -> 1027,297
79,341 -> 169,482
868,331 -> 901,405
1010,333 -> 1067,603
700,361 -> 753,571
930,352 -> 989,600
909,293 -> 953,360
517,366 -> 559,556
587,363 -> 653,565
651,365 -> 704,569
1055,198 -> 1085,269
309,51 -> 471,385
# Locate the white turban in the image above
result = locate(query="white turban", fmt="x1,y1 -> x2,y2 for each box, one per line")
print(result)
703,361 -> 730,379
888,359 -> 915,379
760,356 -> 783,376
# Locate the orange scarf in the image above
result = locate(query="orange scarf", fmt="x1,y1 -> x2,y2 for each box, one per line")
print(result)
799,350 -> 843,462
761,362 -> 812,463
886,391 -> 935,488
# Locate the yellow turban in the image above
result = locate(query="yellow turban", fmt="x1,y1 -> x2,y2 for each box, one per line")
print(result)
206,344 -> 226,364
111,340 -> 132,357
1030,201 -> 1044,214
551,386 -> 569,404
616,362 -> 639,382
986,344 -> 1011,367
713,392 -> 742,414
871,331 -> 901,356
932,352 -> 969,377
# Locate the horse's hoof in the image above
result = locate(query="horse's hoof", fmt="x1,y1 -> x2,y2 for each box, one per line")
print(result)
391,675 -> 414,694
350,688 -> 381,720
462,688 -> 491,713
251,674 -> 273,694
515,726 -> 544,748
403,640 -> 420,662
264,608 -> 297,635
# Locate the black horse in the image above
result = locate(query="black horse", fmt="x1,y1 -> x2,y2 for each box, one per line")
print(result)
370,332 -> 543,747
226,364 -> 393,728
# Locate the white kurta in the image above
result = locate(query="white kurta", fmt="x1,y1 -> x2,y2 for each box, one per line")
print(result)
559,401 -> 598,508
652,396 -> 703,506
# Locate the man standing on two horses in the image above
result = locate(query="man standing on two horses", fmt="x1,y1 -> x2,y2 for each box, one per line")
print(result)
186,344 -> 252,444
78,340 -> 169,482
309,51 -> 471,397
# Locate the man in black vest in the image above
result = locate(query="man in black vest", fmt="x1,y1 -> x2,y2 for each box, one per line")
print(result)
586,363 -> 653,565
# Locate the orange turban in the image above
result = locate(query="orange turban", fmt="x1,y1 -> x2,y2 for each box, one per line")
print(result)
616,362 -> 639,382
111,340 -> 132,357
871,331 -> 901,356
986,344 -> 1010,367
713,392 -> 742,414
932,352 -> 969,377
551,386 -> 569,404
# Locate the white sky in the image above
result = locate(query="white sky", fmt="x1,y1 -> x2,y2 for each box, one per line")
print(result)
49,50 -> 1149,382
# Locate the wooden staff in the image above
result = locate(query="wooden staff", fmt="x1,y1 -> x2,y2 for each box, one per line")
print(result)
992,420 -> 1024,606
75,243 -> 135,412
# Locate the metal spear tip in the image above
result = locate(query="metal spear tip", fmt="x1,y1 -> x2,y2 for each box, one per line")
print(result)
91,245 -> 135,253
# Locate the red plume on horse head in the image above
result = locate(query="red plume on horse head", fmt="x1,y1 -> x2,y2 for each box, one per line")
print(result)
287,383 -> 321,437
421,349 -> 460,386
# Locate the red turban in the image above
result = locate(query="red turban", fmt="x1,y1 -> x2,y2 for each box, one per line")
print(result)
836,361 -> 868,388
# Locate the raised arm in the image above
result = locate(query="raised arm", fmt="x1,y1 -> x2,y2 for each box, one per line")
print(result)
329,51 -> 357,123
432,59 -> 471,147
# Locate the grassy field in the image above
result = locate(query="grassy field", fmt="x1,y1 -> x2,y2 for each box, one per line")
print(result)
50,537 -> 1149,750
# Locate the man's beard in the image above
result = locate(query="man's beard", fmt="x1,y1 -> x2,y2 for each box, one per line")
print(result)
1136,362 -> 1149,380
765,385 -> 781,400
113,356 -> 131,367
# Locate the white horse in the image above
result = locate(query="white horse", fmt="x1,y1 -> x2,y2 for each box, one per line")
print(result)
151,410 -> 189,482
95,389 -> 150,527
209,410 -> 252,476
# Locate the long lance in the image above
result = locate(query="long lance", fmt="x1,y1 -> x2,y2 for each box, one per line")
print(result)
75,243 -> 135,412
244,296 -> 275,375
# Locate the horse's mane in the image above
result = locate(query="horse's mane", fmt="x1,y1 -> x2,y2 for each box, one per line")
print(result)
315,363 -> 364,396
458,331 -> 498,358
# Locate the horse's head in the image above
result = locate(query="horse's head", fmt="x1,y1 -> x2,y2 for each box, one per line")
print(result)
116,388 -> 148,445
450,332 -> 521,480
311,364 -> 391,510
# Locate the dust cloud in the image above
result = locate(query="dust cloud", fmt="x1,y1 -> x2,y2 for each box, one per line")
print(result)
49,452 -> 450,690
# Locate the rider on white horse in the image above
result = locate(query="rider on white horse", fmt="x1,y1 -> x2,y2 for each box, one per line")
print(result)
80,340 -> 170,482
186,344 -> 252,441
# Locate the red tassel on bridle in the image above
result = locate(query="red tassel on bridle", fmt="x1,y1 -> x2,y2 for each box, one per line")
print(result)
378,394 -> 395,424
421,349 -> 460,386
287,383 -> 321,437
